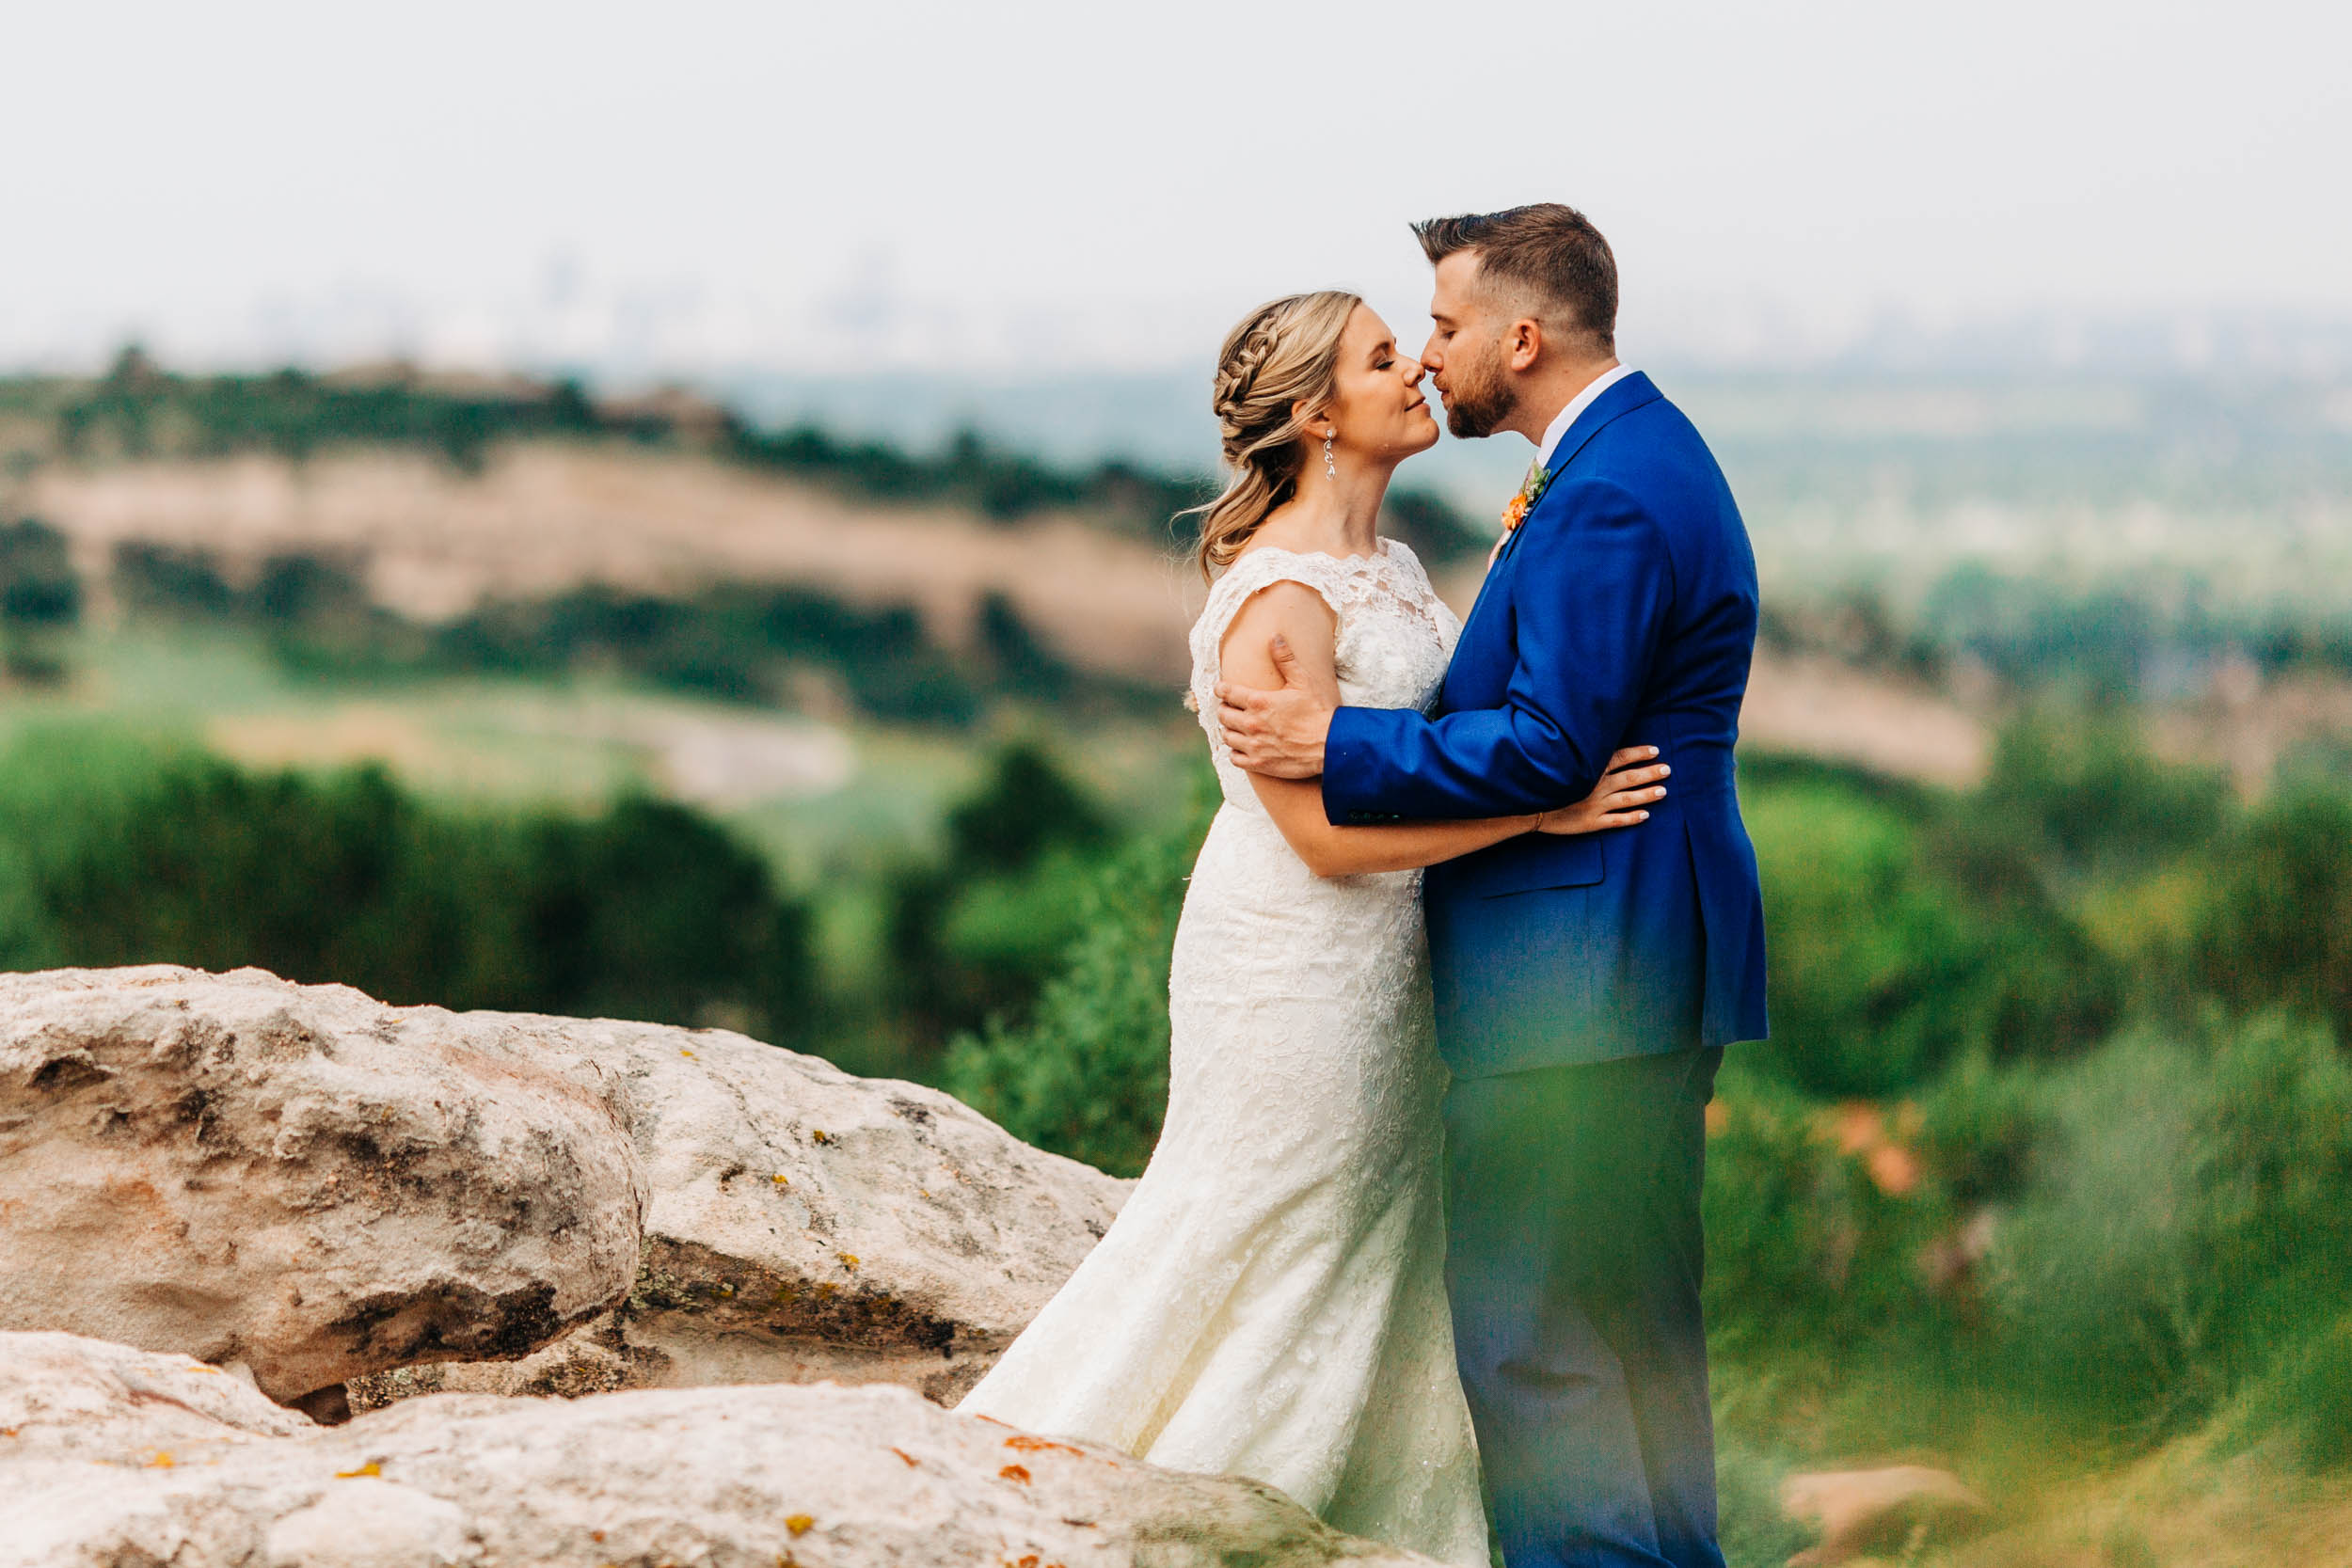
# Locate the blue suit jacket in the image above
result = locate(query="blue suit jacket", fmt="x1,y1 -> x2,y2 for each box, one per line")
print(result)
1323,372 -> 1769,1077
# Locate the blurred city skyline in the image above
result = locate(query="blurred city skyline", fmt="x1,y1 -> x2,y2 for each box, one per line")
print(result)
8,0 -> 2349,380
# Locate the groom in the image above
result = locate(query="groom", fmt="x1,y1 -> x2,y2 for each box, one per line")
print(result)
1218,203 -> 1767,1568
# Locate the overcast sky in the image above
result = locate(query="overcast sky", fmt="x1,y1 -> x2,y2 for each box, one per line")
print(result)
5,0 -> 2347,374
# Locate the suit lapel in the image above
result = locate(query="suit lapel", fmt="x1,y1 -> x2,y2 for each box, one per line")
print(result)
1489,372 -> 1662,571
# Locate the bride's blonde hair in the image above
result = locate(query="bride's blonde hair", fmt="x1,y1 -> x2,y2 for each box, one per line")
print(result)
1192,290 -> 1360,579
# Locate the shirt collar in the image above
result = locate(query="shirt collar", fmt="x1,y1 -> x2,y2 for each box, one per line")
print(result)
1535,363 -> 1637,467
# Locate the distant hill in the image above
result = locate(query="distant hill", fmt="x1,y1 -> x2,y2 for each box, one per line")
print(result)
716,361 -> 2352,521
0,351 -> 1486,566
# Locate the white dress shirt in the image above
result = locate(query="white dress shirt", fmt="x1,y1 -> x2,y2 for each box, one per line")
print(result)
1534,363 -> 1637,467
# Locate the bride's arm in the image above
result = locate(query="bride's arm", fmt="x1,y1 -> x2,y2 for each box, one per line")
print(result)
1220,584 -> 1665,879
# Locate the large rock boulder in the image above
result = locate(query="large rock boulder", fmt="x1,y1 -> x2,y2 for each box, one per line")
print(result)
0,968 -> 647,1405
2,967 -> 1130,1408
2,1329 -> 1431,1568
0,1330 -> 314,1462
545,1015 -> 1132,1402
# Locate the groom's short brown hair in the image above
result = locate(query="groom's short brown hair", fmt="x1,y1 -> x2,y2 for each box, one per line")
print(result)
1413,203 -> 1617,356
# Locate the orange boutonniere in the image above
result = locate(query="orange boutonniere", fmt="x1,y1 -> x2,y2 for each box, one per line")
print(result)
1488,459 -> 1554,567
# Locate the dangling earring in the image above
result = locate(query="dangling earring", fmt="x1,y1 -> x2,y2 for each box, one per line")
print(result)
1323,432 -> 1337,480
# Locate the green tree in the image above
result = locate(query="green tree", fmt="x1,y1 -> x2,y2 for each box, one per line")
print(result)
1746,770 -> 2122,1097
939,804 -> 1207,1176
1975,706 -> 2230,876
0,735 -> 815,1041
2197,787 -> 2352,1037
886,741 -> 1117,1048
0,517 -> 81,683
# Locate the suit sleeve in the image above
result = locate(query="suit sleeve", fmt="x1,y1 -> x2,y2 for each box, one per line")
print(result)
1323,477 -> 1674,823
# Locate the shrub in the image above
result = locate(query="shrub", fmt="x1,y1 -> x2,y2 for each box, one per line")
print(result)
1701,1062 -> 1955,1363
509,795 -> 814,1034
0,518 -> 80,628
0,731 -> 815,1040
2197,787 -> 2352,1038
1701,1012 -> 2352,1462
885,742 -> 1119,1046
1746,784 -> 1989,1095
113,541 -> 239,619
1381,488 -> 1485,565
1744,752 -> 2130,1097
2226,1316 -> 2352,1473
1983,1014 -> 2352,1440
1973,706 -> 2230,876
938,807 -> 1205,1177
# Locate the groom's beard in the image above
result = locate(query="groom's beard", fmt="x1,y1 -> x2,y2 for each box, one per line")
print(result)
1441,345 -> 1516,439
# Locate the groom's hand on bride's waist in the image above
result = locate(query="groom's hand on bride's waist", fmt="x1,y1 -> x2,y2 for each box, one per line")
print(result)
1216,633 -> 1333,779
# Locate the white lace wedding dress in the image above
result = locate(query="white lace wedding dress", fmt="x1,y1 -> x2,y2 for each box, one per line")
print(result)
956,539 -> 1488,1566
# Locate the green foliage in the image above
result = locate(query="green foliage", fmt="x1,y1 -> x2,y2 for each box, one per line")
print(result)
884,742 -> 1120,1048
0,518 -> 80,628
504,796 -> 814,1033
1973,706 -> 2231,875
1986,1015 -> 2352,1440
58,350 -> 600,470
2226,1316 -> 2352,1473
1700,1065 -> 1934,1356
111,544 -> 409,675
939,801 -> 1208,1177
1770,562 -> 2352,701
0,516 -> 81,685
726,420 -> 1214,540
436,581 -> 993,722
113,542 -> 241,619
0,729 -> 813,1040
940,742 -> 1112,873
1379,487 -> 1485,565
1744,765 -> 2122,1097
1922,562 -> 2166,700
2197,787 -> 2352,1038
1698,1012 -> 2352,1465
1748,785 -> 1989,1094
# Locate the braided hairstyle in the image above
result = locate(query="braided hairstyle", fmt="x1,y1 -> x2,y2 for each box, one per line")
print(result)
1192,291 -> 1361,579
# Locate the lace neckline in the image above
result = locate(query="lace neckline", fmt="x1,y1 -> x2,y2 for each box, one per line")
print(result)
1232,538 -> 1393,569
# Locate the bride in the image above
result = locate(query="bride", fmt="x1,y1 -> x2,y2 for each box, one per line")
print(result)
956,291 -> 1670,1564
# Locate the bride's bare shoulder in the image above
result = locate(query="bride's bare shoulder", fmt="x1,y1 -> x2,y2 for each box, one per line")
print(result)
1215,572 -> 1338,687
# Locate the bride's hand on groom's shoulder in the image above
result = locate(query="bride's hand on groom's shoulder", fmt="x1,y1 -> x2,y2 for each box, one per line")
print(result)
1534,747 -> 1668,834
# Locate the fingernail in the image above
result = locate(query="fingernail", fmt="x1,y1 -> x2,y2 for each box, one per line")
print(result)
1659,765 -> 1670,775
1638,811 -> 1649,819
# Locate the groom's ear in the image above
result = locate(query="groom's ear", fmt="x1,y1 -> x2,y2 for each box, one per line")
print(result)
1503,315 -> 1545,372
